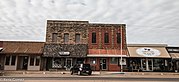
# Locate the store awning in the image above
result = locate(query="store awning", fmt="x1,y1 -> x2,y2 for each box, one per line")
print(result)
0,41 -> 44,54
170,53 -> 179,59
88,49 -> 128,57
128,47 -> 171,58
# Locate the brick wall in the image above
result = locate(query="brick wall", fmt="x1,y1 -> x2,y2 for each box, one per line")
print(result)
88,24 -> 126,49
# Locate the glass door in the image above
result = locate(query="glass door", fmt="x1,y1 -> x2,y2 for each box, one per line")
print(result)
141,59 -> 146,71
66,58 -> 72,70
100,58 -> 107,70
141,58 -> 153,71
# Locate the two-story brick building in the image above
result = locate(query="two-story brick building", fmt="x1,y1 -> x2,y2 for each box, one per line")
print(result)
86,24 -> 128,71
43,20 -> 128,71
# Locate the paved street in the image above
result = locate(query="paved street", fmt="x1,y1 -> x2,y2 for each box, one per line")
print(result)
0,77 -> 179,82
1,71 -> 179,82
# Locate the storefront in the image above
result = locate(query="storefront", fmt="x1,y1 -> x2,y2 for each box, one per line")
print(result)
0,41 -> 44,71
87,49 -> 128,71
127,44 -> 171,72
43,44 -> 87,70
167,47 -> 179,72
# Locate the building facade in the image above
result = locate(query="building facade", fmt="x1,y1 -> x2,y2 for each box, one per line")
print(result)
43,20 -> 88,70
43,20 -> 128,71
166,47 -> 179,72
86,24 -> 128,71
127,44 -> 172,72
0,41 -> 44,71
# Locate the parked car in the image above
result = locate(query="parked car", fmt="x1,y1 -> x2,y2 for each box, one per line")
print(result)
70,64 -> 92,75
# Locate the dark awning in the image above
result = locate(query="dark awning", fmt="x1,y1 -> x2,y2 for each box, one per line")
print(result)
43,44 -> 88,57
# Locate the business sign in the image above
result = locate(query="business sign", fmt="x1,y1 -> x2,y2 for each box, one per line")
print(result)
136,47 -> 161,57
119,58 -> 126,65
59,51 -> 70,56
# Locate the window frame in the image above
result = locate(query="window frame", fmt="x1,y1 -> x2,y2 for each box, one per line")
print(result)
52,33 -> 58,42
90,58 -> 97,64
5,55 -> 16,66
75,33 -> 80,43
104,33 -> 109,43
92,32 -> 96,43
64,33 -> 69,43
117,33 -> 121,44
110,57 -> 118,64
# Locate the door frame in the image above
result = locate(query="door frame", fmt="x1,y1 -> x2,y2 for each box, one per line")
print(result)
65,58 -> 72,70
100,58 -> 107,70
141,58 -> 153,71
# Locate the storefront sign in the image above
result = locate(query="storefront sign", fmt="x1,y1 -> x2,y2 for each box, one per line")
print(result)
119,58 -> 126,65
59,51 -> 70,56
136,47 -> 161,57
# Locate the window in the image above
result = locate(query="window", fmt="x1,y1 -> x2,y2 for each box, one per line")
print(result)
64,33 -> 69,43
5,55 -> 16,65
52,58 -> 62,68
52,33 -> 57,42
30,56 -> 41,66
110,58 -> 118,64
30,56 -> 35,66
35,56 -> 40,66
90,58 -> 96,64
92,32 -> 96,43
104,33 -> 109,43
117,33 -> 121,43
75,34 -> 80,43
5,56 -> 10,65
11,56 -> 16,65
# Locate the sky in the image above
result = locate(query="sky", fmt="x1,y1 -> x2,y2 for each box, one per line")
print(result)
0,0 -> 179,46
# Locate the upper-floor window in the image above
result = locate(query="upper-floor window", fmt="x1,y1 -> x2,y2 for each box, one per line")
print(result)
64,33 -> 69,43
104,33 -> 109,43
75,34 -> 80,43
117,33 -> 121,44
92,32 -> 96,43
52,33 -> 57,42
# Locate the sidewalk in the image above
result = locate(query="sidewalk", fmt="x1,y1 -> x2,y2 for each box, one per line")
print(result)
1,71 -> 179,78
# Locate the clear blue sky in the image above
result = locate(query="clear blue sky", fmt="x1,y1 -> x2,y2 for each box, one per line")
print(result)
0,0 -> 179,46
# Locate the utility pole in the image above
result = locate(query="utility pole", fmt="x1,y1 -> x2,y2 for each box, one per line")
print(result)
120,27 -> 123,72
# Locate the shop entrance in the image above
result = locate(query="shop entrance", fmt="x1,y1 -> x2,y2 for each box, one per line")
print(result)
65,58 -> 72,70
100,58 -> 107,70
17,56 -> 29,70
141,58 -> 153,71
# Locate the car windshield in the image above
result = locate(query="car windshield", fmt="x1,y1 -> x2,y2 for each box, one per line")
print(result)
83,64 -> 91,69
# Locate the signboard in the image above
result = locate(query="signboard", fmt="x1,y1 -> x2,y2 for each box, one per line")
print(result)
59,51 -> 70,56
119,58 -> 126,65
136,47 -> 161,57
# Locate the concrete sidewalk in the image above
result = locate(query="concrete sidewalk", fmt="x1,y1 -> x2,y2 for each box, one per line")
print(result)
1,71 -> 179,78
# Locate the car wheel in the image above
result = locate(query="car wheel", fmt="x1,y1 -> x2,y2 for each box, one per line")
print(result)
88,73 -> 91,75
80,72 -> 82,75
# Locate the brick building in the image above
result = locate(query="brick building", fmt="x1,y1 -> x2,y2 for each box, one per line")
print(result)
43,20 -> 128,71
86,24 -> 128,71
